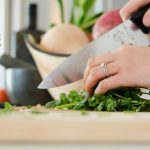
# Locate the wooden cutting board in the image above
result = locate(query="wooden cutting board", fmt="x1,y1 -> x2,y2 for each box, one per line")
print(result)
0,107 -> 150,143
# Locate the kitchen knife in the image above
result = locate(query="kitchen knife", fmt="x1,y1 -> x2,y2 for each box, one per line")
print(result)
39,4 -> 150,89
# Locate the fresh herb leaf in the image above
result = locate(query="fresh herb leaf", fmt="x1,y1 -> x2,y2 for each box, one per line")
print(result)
46,88 -> 150,112
106,99 -> 117,111
0,102 -> 14,114
45,99 -> 61,108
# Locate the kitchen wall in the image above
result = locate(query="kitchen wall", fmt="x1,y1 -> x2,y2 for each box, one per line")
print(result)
12,0 -> 51,32
0,65 -> 5,89
0,0 -> 11,56
11,0 -> 52,56
104,0 -> 128,10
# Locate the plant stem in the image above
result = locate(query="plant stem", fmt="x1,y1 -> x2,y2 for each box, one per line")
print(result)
57,0 -> 65,23
69,0 -> 75,24
55,102 -> 77,109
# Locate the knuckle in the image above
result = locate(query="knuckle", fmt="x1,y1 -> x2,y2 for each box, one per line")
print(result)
118,45 -> 132,56
90,67 -> 97,78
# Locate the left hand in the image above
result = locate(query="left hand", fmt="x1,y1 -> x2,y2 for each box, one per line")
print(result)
83,45 -> 150,95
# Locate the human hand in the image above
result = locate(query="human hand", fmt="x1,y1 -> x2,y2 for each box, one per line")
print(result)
83,45 -> 150,95
120,0 -> 150,26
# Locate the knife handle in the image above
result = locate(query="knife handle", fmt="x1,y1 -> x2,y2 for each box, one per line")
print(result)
130,3 -> 150,34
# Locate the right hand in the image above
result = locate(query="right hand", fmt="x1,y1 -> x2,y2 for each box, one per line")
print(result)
120,0 -> 150,26
83,45 -> 150,95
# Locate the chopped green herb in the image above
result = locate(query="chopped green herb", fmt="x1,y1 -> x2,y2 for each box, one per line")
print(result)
0,102 -> 14,114
45,88 -> 150,112
31,110 -> 48,115
4,102 -> 13,111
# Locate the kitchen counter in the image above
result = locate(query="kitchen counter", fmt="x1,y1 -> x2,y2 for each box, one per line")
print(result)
0,106 -> 150,144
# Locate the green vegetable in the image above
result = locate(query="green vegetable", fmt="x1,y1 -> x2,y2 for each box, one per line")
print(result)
4,102 -> 13,111
70,0 -> 103,32
31,110 -> 48,115
57,0 -> 65,23
0,102 -> 14,114
54,0 -> 103,32
45,88 -> 150,112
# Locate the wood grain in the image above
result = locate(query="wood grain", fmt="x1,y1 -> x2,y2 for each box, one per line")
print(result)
0,111 -> 150,143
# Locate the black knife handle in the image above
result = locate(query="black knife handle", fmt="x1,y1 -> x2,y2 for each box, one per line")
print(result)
130,3 -> 150,34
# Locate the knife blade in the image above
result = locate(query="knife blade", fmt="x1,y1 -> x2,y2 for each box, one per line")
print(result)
39,5 -> 150,89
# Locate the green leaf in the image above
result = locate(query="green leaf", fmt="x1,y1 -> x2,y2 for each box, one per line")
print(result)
70,0 -> 75,24
73,101 -> 86,110
76,14 -> 85,26
68,90 -> 80,99
79,90 -> 89,98
56,102 -> 77,110
45,100 -> 61,108
57,0 -> 65,23
97,102 -> 104,111
79,13 -> 102,31
68,90 -> 83,103
0,102 -> 14,115
4,102 -> 13,111
83,12 -> 103,23
80,17 -> 98,30
74,0 -> 86,7
88,97 -> 99,107
106,99 -> 117,112
82,0 -> 96,14
60,93 -> 69,104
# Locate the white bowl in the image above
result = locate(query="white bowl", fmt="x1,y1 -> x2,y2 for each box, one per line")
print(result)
25,34 -> 83,99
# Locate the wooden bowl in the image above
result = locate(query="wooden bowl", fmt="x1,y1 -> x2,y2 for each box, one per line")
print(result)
25,34 -> 83,99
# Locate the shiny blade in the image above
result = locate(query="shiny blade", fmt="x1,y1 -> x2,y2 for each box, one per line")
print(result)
38,20 -> 150,89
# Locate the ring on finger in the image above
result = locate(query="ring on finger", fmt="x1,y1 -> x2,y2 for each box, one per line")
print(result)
100,63 -> 110,78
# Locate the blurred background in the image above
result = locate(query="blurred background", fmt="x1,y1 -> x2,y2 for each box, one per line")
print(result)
0,0 -> 127,106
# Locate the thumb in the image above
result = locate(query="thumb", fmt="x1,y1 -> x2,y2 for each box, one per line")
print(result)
143,8 -> 150,27
95,75 -> 122,94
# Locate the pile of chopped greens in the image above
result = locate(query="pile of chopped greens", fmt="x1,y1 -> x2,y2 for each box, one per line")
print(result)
45,88 -> 150,112
1,89 -> 150,113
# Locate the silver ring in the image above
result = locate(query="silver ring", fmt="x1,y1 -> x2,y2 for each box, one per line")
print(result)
100,63 -> 110,78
